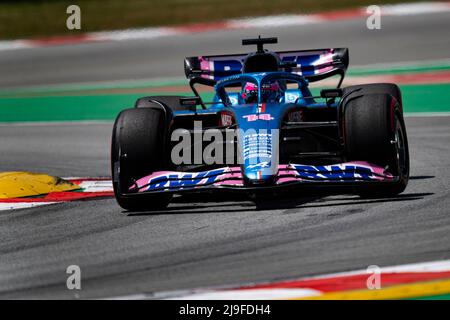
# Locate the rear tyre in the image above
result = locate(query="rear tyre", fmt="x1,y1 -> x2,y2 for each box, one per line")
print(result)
343,92 -> 409,197
342,83 -> 402,106
111,108 -> 172,211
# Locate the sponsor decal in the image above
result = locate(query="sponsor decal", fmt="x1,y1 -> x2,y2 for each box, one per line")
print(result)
257,103 -> 266,113
144,168 -> 228,191
257,171 -> 263,180
292,164 -> 376,180
229,96 -> 239,105
247,161 -> 271,169
288,109 -> 304,122
243,114 -> 274,122
132,162 -> 391,192
220,112 -> 234,127
285,92 -> 300,103
243,132 -> 272,161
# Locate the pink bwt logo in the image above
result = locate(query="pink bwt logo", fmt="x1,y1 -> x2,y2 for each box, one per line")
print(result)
243,114 -> 274,122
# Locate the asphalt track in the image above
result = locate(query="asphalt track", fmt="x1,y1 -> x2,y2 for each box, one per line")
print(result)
0,13 -> 450,299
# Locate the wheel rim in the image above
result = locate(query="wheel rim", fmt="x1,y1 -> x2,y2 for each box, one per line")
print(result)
394,119 -> 408,177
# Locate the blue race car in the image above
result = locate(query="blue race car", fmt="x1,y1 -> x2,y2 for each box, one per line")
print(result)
111,37 -> 409,211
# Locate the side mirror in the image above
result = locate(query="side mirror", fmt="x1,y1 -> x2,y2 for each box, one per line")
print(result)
180,97 -> 201,110
320,88 -> 343,98
320,88 -> 342,99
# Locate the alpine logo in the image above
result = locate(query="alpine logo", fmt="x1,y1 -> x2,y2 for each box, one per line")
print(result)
247,161 -> 271,169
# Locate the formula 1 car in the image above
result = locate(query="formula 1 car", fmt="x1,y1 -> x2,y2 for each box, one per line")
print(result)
111,37 -> 409,211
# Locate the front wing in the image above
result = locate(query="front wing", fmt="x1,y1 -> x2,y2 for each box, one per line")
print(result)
125,161 -> 395,195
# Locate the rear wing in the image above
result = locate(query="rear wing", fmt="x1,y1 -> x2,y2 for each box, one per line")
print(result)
184,48 -> 349,85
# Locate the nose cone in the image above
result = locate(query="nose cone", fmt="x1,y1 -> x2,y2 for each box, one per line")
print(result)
233,103 -> 282,186
241,129 -> 279,185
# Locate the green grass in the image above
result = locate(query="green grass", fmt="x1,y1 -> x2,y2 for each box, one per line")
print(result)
0,0 -> 426,40
412,293 -> 450,300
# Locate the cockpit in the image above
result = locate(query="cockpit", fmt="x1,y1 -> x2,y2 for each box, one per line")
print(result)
214,72 -> 309,107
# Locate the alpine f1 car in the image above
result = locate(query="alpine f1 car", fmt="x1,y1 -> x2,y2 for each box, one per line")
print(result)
111,37 -> 409,211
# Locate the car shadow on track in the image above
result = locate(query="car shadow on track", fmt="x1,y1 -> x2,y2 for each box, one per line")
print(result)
277,192 -> 433,211
126,191 -> 433,216
409,175 -> 435,180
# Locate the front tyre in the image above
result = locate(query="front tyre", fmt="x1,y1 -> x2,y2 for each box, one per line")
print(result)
111,108 -> 172,211
343,92 -> 409,197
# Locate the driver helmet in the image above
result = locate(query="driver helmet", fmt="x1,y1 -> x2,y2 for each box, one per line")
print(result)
241,81 -> 282,104
261,81 -> 282,103
241,82 -> 258,104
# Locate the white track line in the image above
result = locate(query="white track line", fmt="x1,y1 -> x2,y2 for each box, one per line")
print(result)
382,2 -> 450,15
228,15 -> 323,29
167,288 -> 322,300
0,202 -> 57,211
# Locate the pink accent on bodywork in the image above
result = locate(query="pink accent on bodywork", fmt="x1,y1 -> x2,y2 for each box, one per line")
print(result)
313,51 -> 334,75
132,161 -> 393,192
199,56 -> 210,71
276,164 -> 300,184
214,167 -> 243,186
199,56 -> 213,79
350,161 -> 393,179
132,171 -> 173,190
389,96 -> 398,131
132,168 -> 244,191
